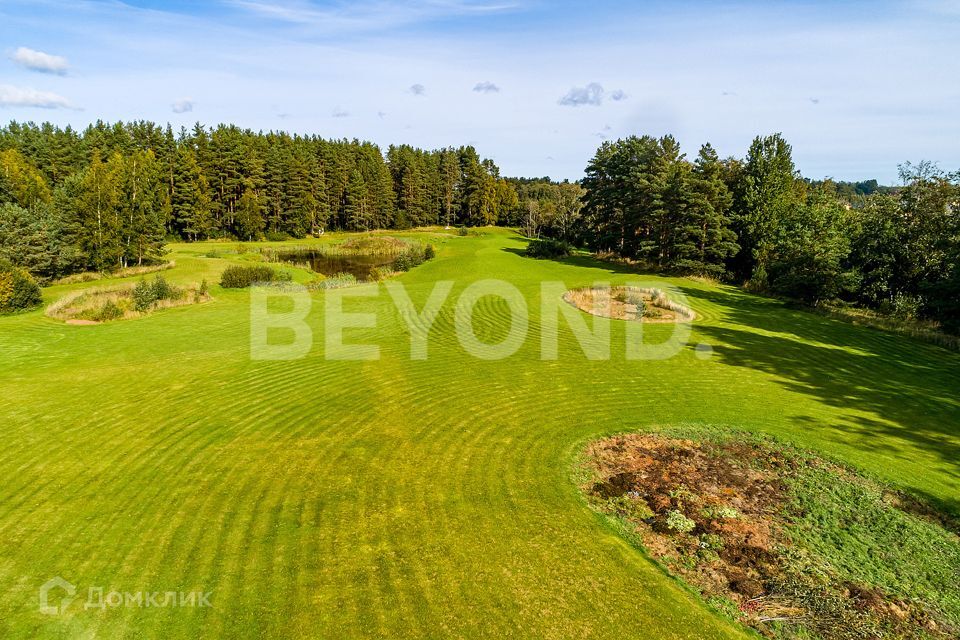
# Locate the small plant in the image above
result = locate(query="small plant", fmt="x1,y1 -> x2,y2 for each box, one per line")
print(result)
194,279 -> 209,302
624,289 -> 645,307
424,244 -> 436,260
665,509 -> 696,534
607,495 -> 654,520
715,506 -> 740,519
456,226 -> 469,236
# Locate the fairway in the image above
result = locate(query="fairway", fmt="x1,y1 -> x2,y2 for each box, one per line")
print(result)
1,228 -> 959,639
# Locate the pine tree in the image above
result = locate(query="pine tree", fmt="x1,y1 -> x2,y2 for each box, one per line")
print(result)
344,169 -> 372,231
732,133 -> 802,283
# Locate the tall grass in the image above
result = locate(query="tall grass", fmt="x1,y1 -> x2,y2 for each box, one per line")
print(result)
260,236 -> 412,263
52,261 -> 175,285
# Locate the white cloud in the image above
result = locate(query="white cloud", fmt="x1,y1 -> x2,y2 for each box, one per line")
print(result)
558,82 -> 605,107
0,84 -> 74,109
473,81 -> 500,93
9,47 -> 69,75
409,83 -> 426,96
559,83 -> 627,107
332,107 -> 350,118
171,97 -> 195,113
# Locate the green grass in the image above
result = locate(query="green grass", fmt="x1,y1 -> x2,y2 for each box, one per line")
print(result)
1,227 -> 958,638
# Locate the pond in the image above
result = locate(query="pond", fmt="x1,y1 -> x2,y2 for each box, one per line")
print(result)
275,250 -> 395,281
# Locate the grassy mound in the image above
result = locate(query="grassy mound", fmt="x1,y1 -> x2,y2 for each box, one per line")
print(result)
583,432 -> 960,639
47,277 -> 211,323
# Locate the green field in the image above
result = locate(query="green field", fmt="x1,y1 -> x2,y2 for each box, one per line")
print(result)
1,228 -> 958,639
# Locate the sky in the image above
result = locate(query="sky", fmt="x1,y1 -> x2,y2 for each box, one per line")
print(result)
0,0 -> 958,183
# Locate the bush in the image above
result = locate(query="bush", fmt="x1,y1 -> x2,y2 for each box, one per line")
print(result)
151,275 -> 173,301
132,275 -> 179,311
93,300 -> 124,322
133,278 -> 155,312
220,265 -> 292,288
524,238 -> 573,259
0,261 -> 42,314
368,266 -> 392,282
457,226 -> 469,236
392,253 -> 413,272
392,245 -> 433,273
265,231 -> 292,242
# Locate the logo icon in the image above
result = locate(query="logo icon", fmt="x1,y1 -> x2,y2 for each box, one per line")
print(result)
39,577 -> 76,616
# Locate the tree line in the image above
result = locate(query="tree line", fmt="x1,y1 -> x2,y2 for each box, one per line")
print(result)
0,120 -> 538,279
576,133 -> 960,332
2,120 -> 957,333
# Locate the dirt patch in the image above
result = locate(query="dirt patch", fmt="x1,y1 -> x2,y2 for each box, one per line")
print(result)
582,434 -> 959,639
65,319 -> 100,326
564,286 -> 694,322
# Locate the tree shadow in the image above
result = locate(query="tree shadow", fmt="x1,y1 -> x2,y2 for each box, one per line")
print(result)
500,247 -> 667,277
678,284 -> 960,517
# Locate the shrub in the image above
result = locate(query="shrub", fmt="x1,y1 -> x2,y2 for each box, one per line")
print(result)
132,275 -> 179,311
93,300 -> 124,322
624,289 -> 645,307
524,238 -> 573,259
264,231 -> 292,242
457,226 -> 469,237
392,253 -> 413,272
424,244 -> 436,260
368,266 -> 392,282
392,245 -> 431,272
151,275 -> 173,301
133,278 -> 155,312
220,265 -> 291,288
0,261 -> 42,314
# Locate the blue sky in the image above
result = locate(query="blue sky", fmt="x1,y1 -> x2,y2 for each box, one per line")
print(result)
0,0 -> 958,182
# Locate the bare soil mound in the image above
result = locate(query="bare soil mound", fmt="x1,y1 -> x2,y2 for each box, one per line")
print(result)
582,433 -> 960,639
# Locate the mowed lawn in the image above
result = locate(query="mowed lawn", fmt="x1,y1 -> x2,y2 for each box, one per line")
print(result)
1,228 -> 958,639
